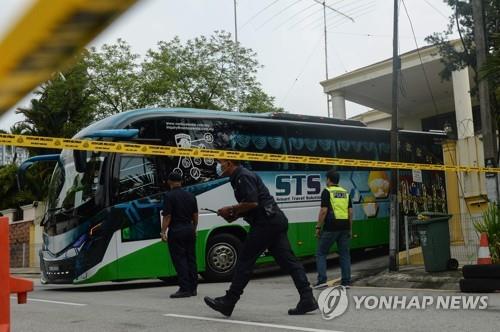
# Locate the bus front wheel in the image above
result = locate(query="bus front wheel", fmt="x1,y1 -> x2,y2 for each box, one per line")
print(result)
203,233 -> 242,282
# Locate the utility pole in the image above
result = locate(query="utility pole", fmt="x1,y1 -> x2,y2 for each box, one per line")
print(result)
389,0 -> 400,272
234,0 -> 240,112
471,0 -> 498,201
312,0 -> 353,118
322,1 -> 331,117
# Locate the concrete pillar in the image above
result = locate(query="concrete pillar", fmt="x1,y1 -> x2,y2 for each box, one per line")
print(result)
442,141 -> 464,244
452,68 -> 474,140
29,222 -> 36,268
331,91 -> 346,119
451,67 -> 487,217
21,205 -> 35,222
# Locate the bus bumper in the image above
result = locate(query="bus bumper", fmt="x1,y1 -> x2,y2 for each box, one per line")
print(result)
39,250 -> 77,284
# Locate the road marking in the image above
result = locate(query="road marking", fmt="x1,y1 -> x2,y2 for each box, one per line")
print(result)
352,286 -> 457,293
164,314 -> 343,332
10,297 -> 87,306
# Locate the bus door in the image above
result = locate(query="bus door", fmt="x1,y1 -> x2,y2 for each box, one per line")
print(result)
112,154 -> 174,280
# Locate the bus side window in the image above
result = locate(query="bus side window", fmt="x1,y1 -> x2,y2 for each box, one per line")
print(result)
230,121 -> 287,171
116,155 -> 159,203
286,124 -> 335,171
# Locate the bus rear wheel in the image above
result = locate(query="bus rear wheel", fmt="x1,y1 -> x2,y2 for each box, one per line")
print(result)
202,233 -> 242,282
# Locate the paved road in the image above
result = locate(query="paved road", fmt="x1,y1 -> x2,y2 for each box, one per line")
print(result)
10,252 -> 500,332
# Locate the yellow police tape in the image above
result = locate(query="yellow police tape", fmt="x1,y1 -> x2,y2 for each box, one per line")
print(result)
1,133 -> 499,173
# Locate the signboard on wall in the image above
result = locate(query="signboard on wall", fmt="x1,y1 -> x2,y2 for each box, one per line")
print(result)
412,169 -> 422,183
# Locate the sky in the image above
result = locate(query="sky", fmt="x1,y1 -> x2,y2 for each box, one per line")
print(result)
0,0 -> 457,131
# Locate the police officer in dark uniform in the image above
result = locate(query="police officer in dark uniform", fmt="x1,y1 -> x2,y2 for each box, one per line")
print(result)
161,171 -> 199,298
204,159 -> 318,316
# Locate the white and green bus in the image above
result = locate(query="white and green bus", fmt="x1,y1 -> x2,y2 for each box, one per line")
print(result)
29,108 -> 447,284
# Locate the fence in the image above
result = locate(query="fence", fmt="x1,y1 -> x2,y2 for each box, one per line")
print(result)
9,243 -> 42,268
402,213 -> 482,266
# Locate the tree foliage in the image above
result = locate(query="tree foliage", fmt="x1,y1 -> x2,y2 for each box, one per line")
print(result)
481,33 -> 500,88
3,31 -> 281,210
0,164 -> 36,211
14,30 -> 281,138
13,55 -> 96,143
140,31 -> 282,112
86,39 -> 144,118
425,0 -> 500,111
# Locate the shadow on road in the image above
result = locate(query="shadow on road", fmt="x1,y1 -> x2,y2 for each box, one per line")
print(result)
43,246 -> 388,293
249,245 -> 388,281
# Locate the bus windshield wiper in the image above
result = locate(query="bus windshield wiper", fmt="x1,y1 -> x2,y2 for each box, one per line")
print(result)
47,206 -> 81,218
47,207 -> 64,212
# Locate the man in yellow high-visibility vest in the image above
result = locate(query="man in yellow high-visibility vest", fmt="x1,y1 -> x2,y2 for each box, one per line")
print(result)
315,169 -> 352,288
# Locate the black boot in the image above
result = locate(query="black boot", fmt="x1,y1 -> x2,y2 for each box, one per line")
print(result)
288,293 -> 318,315
170,289 -> 192,298
204,295 -> 237,317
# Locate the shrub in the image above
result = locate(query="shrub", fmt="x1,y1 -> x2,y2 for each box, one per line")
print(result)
475,203 -> 500,263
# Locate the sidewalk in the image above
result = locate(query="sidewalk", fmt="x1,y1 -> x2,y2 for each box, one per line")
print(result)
353,265 -> 462,291
10,267 -> 41,278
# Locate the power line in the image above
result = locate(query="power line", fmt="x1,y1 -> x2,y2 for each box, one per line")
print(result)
279,35 -> 324,106
255,0 -> 303,30
312,0 -> 354,117
323,0 -> 373,20
309,1 -> 375,30
288,0 -> 348,30
401,0 -> 440,115
330,44 -> 348,73
328,5 -> 375,29
326,31 -> 426,39
240,0 -> 281,29
287,6 -> 324,30
272,1 -> 318,31
423,0 -> 449,19
325,3 -> 377,30
312,0 -> 353,22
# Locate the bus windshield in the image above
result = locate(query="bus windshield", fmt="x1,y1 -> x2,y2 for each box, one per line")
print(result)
47,150 -> 104,213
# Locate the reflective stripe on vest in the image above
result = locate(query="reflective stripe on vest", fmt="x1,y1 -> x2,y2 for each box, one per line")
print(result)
326,186 -> 349,220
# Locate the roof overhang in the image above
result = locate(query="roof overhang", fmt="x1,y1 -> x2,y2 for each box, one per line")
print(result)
321,40 -> 466,116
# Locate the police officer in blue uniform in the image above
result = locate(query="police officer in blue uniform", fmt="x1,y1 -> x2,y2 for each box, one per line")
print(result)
204,159 -> 318,317
161,172 -> 199,298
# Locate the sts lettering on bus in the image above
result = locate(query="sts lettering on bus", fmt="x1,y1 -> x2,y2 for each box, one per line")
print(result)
275,174 -> 321,202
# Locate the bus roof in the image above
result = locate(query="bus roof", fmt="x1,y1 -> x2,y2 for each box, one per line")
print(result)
74,107 -> 444,139
74,108 -> 367,138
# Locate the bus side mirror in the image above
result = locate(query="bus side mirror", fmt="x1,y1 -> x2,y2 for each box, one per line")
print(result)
18,154 -> 60,189
74,150 -> 87,173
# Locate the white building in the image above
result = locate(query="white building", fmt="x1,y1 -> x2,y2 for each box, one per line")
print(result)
320,40 -> 487,257
0,145 -> 29,166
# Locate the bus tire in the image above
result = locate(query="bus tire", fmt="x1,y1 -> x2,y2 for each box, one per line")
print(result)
462,264 -> 500,279
202,233 -> 242,282
459,278 -> 500,293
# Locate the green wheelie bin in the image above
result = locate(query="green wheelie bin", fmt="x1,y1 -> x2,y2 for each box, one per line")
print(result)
414,212 -> 458,272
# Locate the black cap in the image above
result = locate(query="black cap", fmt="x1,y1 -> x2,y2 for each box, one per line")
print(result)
168,172 -> 183,182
